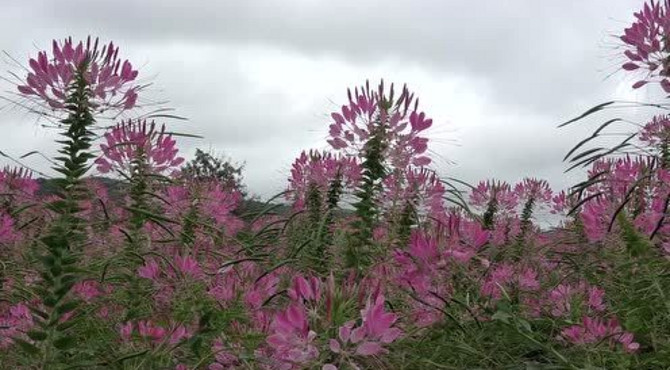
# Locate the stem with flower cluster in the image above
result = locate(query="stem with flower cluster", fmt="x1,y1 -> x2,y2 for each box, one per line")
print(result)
347,119 -> 388,270
26,63 -> 96,366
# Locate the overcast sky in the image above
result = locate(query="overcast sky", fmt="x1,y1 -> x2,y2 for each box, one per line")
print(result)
0,0 -> 657,207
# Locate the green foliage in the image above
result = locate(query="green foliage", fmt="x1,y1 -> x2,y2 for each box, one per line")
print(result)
181,148 -> 245,193
27,63 -> 96,367
482,196 -> 498,230
348,120 -> 388,270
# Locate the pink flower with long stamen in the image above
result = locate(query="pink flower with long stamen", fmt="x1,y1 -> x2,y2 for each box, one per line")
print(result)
327,294 -> 402,365
328,80 -> 433,169
17,37 -> 139,113
137,258 -> 161,281
620,1 -> 670,92
174,254 -> 202,278
95,119 -> 184,176
266,303 -> 319,367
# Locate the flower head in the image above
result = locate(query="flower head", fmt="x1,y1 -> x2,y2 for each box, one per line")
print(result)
327,80 -> 433,168
620,1 -> 670,92
17,36 -> 139,113
95,119 -> 184,175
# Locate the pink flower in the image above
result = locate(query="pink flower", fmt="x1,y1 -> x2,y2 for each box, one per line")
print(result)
174,254 -> 202,278
327,80 -> 434,169
73,280 -> 102,302
617,332 -> 641,353
244,273 -> 279,310
0,303 -> 34,348
288,275 -> 321,302
548,284 -> 573,317
137,258 -> 161,281
481,263 -> 515,300
137,320 -> 167,343
266,304 -> 319,366
620,1 -> 670,92
518,268 -> 540,291
359,294 -> 403,344
410,111 -> 432,132
587,286 -> 606,312
560,316 -> 639,353
287,150 -> 361,210
169,324 -> 192,344
119,321 -> 133,342
95,119 -> 184,176
328,294 -> 402,362
514,178 -> 553,207
16,37 -> 139,113
470,180 -> 518,211
0,213 -> 17,244
211,338 -> 241,367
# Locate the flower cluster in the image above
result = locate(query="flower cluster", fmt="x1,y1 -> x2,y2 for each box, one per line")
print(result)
95,119 -> 184,175
621,1 -> 670,92
17,37 -> 139,112
327,81 -> 433,168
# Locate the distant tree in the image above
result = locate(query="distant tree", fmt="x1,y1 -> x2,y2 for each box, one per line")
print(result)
180,149 -> 245,193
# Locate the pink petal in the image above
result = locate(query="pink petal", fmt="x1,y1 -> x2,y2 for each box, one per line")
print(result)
632,80 -> 648,89
355,341 -> 384,356
329,339 -> 341,353
622,62 -> 639,71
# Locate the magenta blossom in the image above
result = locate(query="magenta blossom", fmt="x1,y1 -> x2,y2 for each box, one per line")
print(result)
514,178 -> 552,206
17,36 -> 139,112
327,294 -> 402,368
266,303 -> 319,368
470,180 -> 519,211
288,275 -> 321,302
0,167 -> 39,199
95,119 -> 184,175
327,80 -> 433,169
137,258 -> 161,281
620,1 -> 670,92
0,303 -> 34,349
173,254 -> 202,278
560,316 -> 639,353
287,150 -> 361,210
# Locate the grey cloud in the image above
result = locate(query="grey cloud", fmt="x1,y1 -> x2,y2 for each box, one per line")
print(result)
0,0 -> 653,199
39,0 -> 641,115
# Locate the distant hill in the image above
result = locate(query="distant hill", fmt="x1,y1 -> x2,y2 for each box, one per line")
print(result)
34,176 -> 295,218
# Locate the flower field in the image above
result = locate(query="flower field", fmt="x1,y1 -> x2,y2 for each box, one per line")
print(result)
1,2 -> 670,369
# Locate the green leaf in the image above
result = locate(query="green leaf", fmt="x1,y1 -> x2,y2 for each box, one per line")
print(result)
14,338 -> 40,355
491,310 -> 512,324
55,300 -> 80,316
53,335 -> 77,350
558,101 -> 615,127
26,330 -> 48,341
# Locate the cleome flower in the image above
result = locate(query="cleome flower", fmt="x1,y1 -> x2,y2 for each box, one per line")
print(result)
327,80 -> 433,169
95,119 -> 184,176
325,294 -> 402,369
16,36 -> 139,113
